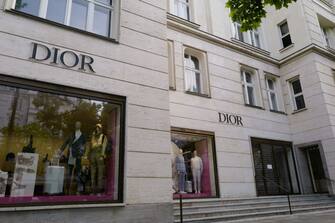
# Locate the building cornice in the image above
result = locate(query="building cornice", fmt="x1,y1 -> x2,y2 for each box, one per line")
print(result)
167,17 -> 335,67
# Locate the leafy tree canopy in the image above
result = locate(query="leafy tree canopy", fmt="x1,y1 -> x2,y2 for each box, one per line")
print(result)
226,0 -> 297,31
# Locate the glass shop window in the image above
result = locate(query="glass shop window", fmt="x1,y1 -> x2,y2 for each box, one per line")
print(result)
171,130 -> 218,199
0,82 -> 124,206
11,0 -> 118,38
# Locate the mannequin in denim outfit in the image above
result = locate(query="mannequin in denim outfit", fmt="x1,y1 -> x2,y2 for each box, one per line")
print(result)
175,149 -> 186,193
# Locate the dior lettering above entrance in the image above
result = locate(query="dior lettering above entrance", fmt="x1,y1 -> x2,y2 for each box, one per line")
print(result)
218,112 -> 243,126
31,42 -> 95,73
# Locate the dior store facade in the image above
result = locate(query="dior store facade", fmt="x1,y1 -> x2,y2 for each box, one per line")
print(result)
0,0 -> 173,222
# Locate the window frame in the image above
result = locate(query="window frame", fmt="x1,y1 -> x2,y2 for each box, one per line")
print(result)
265,75 -> 280,112
241,68 -> 261,107
0,74 -> 126,207
183,47 -> 210,97
278,21 -> 293,49
173,0 -> 191,21
232,22 -> 262,49
288,77 -> 306,112
5,0 -> 121,41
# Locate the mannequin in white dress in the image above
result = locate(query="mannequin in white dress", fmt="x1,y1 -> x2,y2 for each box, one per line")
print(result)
191,150 -> 203,194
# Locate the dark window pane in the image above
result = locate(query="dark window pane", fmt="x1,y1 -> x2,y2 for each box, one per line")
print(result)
291,79 -> 302,94
295,95 -> 306,110
280,22 -> 289,35
282,35 -> 292,48
15,0 -> 40,16
70,0 -> 88,30
46,0 -> 67,23
267,79 -> 274,90
245,72 -> 252,83
190,56 -> 200,70
93,5 -> 110,37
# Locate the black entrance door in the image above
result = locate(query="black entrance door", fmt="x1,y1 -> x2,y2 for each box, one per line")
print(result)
252,138 -> 300,196
306,146 -> 328,193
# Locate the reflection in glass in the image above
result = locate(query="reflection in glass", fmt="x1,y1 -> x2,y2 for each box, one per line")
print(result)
15,0 -> 41,16
46,0 -> 67,23
70,0 -> 88,30
0,84 -> 121,205
93,5 -> 110,37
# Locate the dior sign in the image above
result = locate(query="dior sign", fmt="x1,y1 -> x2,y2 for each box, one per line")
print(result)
30,42 -> 95,73
218,112 -> 243,127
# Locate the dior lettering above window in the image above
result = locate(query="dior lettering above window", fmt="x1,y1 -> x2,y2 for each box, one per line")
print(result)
174,0 -> 190,20
241,69 -> 261,107
289,78 -> 306,111
265,76 -> 280,111
232,22 -> 262,48
279,21 -> 293,48
10,0 -> 119,39
0,79 -> 125,205
183,48 -> 210,96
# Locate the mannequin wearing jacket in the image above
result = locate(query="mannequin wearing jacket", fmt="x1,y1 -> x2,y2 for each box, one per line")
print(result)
175,149 -> 186,193
191,150 -> 203,194
88,124 -> 107,194
59,121 -> 86,194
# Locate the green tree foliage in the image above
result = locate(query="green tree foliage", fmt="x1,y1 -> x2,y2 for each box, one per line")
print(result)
226,0 -> 297,31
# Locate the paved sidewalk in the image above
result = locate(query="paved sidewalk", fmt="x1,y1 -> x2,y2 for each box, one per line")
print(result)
229,210 -> 335,223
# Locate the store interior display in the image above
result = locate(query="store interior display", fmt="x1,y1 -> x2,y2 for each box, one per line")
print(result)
0,171 -> 8,197
10,152 -> 39,197
88,123 -> 107,194
172,132 -> 217,198
191,151 -> 203,194
59,121 -> 87,195
0,84 -> 122,204
175,149 -> 187,194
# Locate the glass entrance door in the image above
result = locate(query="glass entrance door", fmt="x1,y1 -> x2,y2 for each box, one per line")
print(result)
306,146 -> 328,193
252,138 -> 300,196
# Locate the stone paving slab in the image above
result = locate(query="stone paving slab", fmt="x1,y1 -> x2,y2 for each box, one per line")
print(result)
227,210 -> 335,223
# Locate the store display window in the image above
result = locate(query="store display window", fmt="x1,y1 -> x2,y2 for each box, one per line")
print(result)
171,129 -> 218,199
0,77 -> 125,206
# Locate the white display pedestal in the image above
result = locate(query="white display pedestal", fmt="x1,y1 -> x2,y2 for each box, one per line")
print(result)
44,166 -> 65,194
11,153 -> 39,197
0,171 -> 8,197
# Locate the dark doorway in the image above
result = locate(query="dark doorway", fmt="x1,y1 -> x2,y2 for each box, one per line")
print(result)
252,138 -> 300,196
306,146 -> 328,193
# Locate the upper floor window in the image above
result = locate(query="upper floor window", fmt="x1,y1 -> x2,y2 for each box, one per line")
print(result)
279,21 -> 293,48
265,76 -> 280,111
241,68 -> 261,107
174,0 -> 190,20
232,22 -> 262,48
289,78 -> 306,111
183,48 -> 209,96
8,0 -> 120,39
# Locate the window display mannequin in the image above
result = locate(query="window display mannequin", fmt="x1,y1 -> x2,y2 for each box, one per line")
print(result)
191,150 -> 203,194
59,121 -> 86,194
175,149 -> 186,194
88,123 -> 107,194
